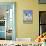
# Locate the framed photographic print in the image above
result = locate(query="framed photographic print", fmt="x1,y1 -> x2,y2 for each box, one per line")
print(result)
0,2 -> 16,40
39,0 -> 46,4
23,10 -> 32,24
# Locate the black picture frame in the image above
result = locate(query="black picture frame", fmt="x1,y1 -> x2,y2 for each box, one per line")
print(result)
39,0 -> 46,4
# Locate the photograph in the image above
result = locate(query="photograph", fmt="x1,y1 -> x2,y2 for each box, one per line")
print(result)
23,10 -> 32,24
